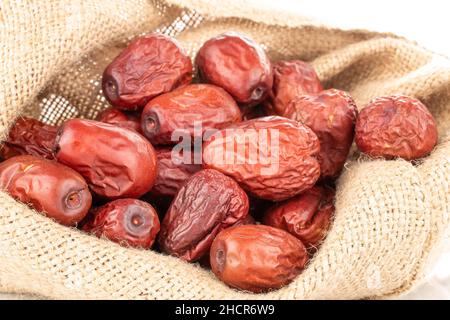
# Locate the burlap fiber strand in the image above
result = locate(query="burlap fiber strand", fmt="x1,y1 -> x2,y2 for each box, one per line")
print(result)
0,0 -> 449,300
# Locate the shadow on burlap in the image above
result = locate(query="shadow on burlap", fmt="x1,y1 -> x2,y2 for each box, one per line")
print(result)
0,0 -> 449,299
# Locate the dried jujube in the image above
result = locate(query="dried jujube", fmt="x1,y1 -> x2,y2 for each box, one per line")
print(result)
198,214 -> 255,270
151,147 -> 202,197
355,95 -> 438,160
54,119 -> 157,199
263,186 -> 335,251
202,116 -> 321,201
96,107 -> 142,134
158,169 -> 249,262
196,32 -> 273,107
82,199 -> 160,249
210,224 -> 309,293
265,60 -> 323,116
0,155 -> 92,226
141,84 -> 241,145
284,89 -> 358,179
0,117 -> 58,160
102,33 -> 192,110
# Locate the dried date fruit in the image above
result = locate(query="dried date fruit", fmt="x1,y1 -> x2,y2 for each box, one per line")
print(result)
195,32 -> 273,106
0,117 -> 58,160
102,33 -> 192,110
266,60 -> 323,116
54,119 -> 157,199
210,224 -> 308,293
284,89 -> 358,179
150,147 -> 202,197
355,95 -> 438,160
202,116 -> 321,201
263,186 -> 334,251
142,84 -> 241,145
0,155 -> 92,226
82,199 -> 160,249
198,214 -> 255,269
159,169 -> 249,262
96,107 -> 142,134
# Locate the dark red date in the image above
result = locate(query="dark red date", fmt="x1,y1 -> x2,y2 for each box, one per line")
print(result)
141,84 -> 241,145
54,119 -> 157,199
210,224 -> 308,293
159,169 -> 249,262
0,155 -> 92,226
355,95 -> 438,160
150,147 -> 202,197
202,116 -> 321,201
263,186 -> 334,251
198,214 -> 255,269
195,32 -> 273,106
96,107 -> 142,134
284,89 -> 358,179
0,117 -> 58,160
265,60 -> 323,116
102,33 -> 193,110
82,199 -> 160,249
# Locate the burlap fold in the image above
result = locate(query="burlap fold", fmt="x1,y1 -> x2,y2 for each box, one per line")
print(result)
0,0 -> 449,299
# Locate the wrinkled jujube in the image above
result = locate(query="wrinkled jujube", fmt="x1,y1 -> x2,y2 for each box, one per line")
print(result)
150,147 -> 202,197
159,169 -> 249,262
0,155 -> 92,226
284,89 -> 358,179
198,214 -> 255,269
196,32 -> 273,107
355,95 -> 438,160
141,84 -> 241,145
263,186 -> 334,251
0,117 -> 58,160
210,224 -> 309,293
54,119 -> 157,199
202,116 -> 321,201
82,199 -> 160,249
102,33 -> 193,110
265,60 -> 323,116
96,107 -> 143,134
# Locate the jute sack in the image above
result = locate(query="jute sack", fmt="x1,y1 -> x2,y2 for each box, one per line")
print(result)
0,0 -> 449,300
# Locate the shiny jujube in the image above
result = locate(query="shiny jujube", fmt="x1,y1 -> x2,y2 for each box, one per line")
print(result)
96,107 -> 142,134
150,147 -> 202,197
284,89 -> 358,179
82,199 -> 160,249
202,116 -> 321,201
0,155 -> 92,226
102,33 -> 192,110
158,169 -> 249,262
265,60 -> 323,116
141,84 -> 241,145
263,186 -> 335,251
54,119 -> 157,199
210,224 -> 309,293
355,95 -> 438,160
195,32 -> 273,106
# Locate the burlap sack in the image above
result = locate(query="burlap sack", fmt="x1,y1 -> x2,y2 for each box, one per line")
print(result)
0,0 -> 449,300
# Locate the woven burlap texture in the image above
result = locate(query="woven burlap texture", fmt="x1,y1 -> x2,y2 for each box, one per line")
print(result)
0,0 -> 449,300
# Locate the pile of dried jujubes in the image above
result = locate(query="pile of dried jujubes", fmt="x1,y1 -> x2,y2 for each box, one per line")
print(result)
0,32 -> 438,293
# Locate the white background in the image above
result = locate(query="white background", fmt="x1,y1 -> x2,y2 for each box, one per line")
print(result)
249,0 -> 450,58
246,0 -> 450,299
